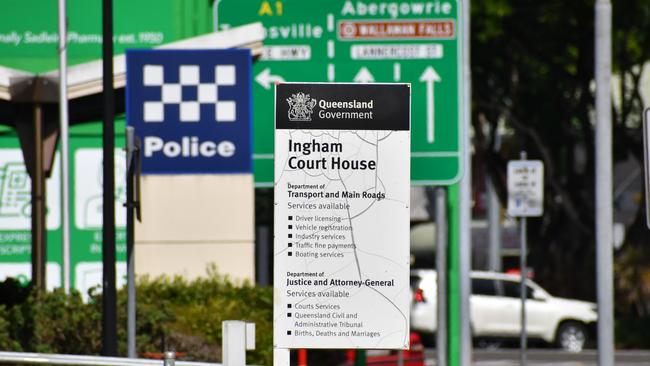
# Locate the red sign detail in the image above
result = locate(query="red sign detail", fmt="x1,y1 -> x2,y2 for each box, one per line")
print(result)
339,20 -> 455,40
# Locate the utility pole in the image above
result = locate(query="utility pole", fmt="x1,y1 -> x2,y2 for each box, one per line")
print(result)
595,0 -> 614,365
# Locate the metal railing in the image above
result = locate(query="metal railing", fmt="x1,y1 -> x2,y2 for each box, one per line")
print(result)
0,351 -> 218,366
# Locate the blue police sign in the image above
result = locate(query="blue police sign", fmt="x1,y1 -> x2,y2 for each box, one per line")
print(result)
126,49 -> 252,174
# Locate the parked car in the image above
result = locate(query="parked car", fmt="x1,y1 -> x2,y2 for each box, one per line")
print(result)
410,270 -> 598,352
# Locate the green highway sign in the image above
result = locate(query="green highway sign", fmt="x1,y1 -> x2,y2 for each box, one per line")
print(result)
219,0 -> 463,185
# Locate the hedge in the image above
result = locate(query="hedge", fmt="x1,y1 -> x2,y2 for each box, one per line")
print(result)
0,267 -> 273,365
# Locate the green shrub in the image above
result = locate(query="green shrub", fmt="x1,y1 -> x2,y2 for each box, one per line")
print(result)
0,268 -> 273,365
32,289 -> 101,354
0,305 -> 21,350
0,287 -> 100,354
167,284 -> 274,363
616,315 -> 650,349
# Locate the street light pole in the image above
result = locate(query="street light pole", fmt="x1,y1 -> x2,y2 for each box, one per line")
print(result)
459,0 -> 473,364
57,0 -> 71,294
595,1 -> 614,365
101,0 -> 117,356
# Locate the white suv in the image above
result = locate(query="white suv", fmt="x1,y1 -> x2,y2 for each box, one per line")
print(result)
410,270 -> 598,352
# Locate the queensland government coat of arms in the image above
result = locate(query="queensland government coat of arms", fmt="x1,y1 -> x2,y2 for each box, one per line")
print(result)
286,92 -> 317,121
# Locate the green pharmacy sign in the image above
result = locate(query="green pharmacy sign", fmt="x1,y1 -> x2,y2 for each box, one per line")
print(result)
0,127 -> 127,296
0,0 -> 212,72
0,0 -> 214,292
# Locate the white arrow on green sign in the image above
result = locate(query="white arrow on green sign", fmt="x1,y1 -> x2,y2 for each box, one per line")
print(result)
219,0 -> 463,186
419,66 -> 441,143
354,67 -> 375,83
256,68 -> 286,90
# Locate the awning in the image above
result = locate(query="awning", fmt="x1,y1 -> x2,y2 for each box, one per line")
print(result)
0,66 -> 31,101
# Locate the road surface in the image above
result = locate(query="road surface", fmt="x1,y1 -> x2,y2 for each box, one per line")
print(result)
423,349 -> 650,365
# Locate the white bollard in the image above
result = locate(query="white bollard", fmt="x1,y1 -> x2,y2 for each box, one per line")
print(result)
245,323 -> 256,350
163,351 -> 175,366
222,321 -> 256,366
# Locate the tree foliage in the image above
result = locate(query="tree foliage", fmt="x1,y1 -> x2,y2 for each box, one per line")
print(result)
472,0 -> 650,320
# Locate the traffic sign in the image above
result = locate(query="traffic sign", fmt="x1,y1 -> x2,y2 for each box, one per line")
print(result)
507,160 -> 544,217
274,83 -> 411,349
126,49 -> 252,174
218,0 -> 462,185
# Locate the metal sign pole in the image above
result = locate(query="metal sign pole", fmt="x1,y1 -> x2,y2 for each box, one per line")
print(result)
435,187 -> 448,366
507,152 -> 543,366
519,151 -> 528,366
126,127 -> 136,358
519,215 -> 527,366
354,350 -> 366,366
487,179 -> 502,272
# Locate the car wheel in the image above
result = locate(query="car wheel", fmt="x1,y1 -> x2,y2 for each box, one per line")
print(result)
555,321 -> 587,353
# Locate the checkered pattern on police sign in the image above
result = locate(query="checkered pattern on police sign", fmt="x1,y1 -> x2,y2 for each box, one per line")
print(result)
142,64 -> 236,123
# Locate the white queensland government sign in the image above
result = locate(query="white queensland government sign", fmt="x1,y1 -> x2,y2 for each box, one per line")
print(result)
274,83 -> 411,349
507,160 -> 544,217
